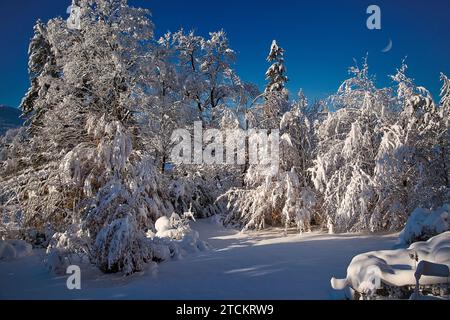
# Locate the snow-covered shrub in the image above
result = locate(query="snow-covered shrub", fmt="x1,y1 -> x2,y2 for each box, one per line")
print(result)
221,166 -> 315,232
149,213 -> 208,260
93,216 -> 154,274
221,174 -> 285,231
331,231 -> 450,300
398,204 -> 450,245
282,171 -> 316,233
44,226 -> 90,274
168,170 -> 226,219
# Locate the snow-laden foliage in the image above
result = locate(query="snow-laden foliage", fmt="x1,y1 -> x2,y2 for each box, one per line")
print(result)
310,59 -> 449,233
265,40 -> 288,94
372,65 -> 449,231
220,51 -> 317,232
168,169 -> 230,219
222,167 -> 316,232
310,60 -> 390,232
159,29 -> 253,125
0,0 -> 175,275
163,104 -> 249,219
61,116 -> 174,274
399,204 -> 450,245
140,29 -> 257,220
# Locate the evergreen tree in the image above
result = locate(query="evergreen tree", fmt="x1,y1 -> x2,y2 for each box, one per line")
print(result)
265,40 -> 288,94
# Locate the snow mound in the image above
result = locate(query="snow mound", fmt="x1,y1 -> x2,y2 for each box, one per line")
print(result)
399,204 -> 450,245
331,232 -> 450,299
150,214 -> 209,261
0,240 -> 32,260
155,216 -> 171,234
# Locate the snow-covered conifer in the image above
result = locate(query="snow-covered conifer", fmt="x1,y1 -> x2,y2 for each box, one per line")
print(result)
265,40 -> 288,94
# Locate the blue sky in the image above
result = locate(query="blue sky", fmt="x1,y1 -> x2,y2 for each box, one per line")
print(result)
0,0 -> 449,107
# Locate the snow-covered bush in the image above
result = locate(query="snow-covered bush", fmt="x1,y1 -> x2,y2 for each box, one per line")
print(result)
331,231 -> 450,300
168,169 -> 227,219
48,113 -> 174,274
399,204 -> 450,245
221,174 -> 285,231
149,213 -> 208,261
221,168 -> 316,233
372,65 -> 449,231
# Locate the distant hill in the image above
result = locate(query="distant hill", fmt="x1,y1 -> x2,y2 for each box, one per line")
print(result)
0,105 -> 23,136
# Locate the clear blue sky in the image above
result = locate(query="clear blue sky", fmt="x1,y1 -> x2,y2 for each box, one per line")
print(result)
0,0 -> 449,108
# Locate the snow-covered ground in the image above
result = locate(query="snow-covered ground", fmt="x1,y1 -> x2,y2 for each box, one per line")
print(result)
0,218 -> 397,300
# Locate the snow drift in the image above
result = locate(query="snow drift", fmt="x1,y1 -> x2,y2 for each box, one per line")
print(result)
0,239 -> 32,260
331,231 -> 450,299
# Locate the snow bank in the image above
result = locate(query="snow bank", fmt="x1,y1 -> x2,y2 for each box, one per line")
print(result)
331,232 -> 450,299
399,204 -> 449,245
0,239 -> 32,260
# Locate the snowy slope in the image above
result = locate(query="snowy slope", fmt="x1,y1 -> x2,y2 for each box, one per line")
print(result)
0,218 -> 397,300
0,105 -> 22,136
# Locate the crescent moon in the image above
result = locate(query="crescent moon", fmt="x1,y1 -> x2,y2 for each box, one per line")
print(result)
381,38 -> 393,53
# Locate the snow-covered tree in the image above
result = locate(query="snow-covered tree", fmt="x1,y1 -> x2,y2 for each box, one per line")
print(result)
438,73 -> 450,189
279,93 -> 318,230
221,90 -> 316,232
0,0 -> 177,274
372,64 -> 449,230
310,58 -> 392,232
137,32 -> 191,174
265,40 -> 288,94
20,20 -> 57,132
167,29 -> 244,125
440,73 -> 450,123
310,59 -> 448,233
219,42 -> 317,233
149,29 -> 259,219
